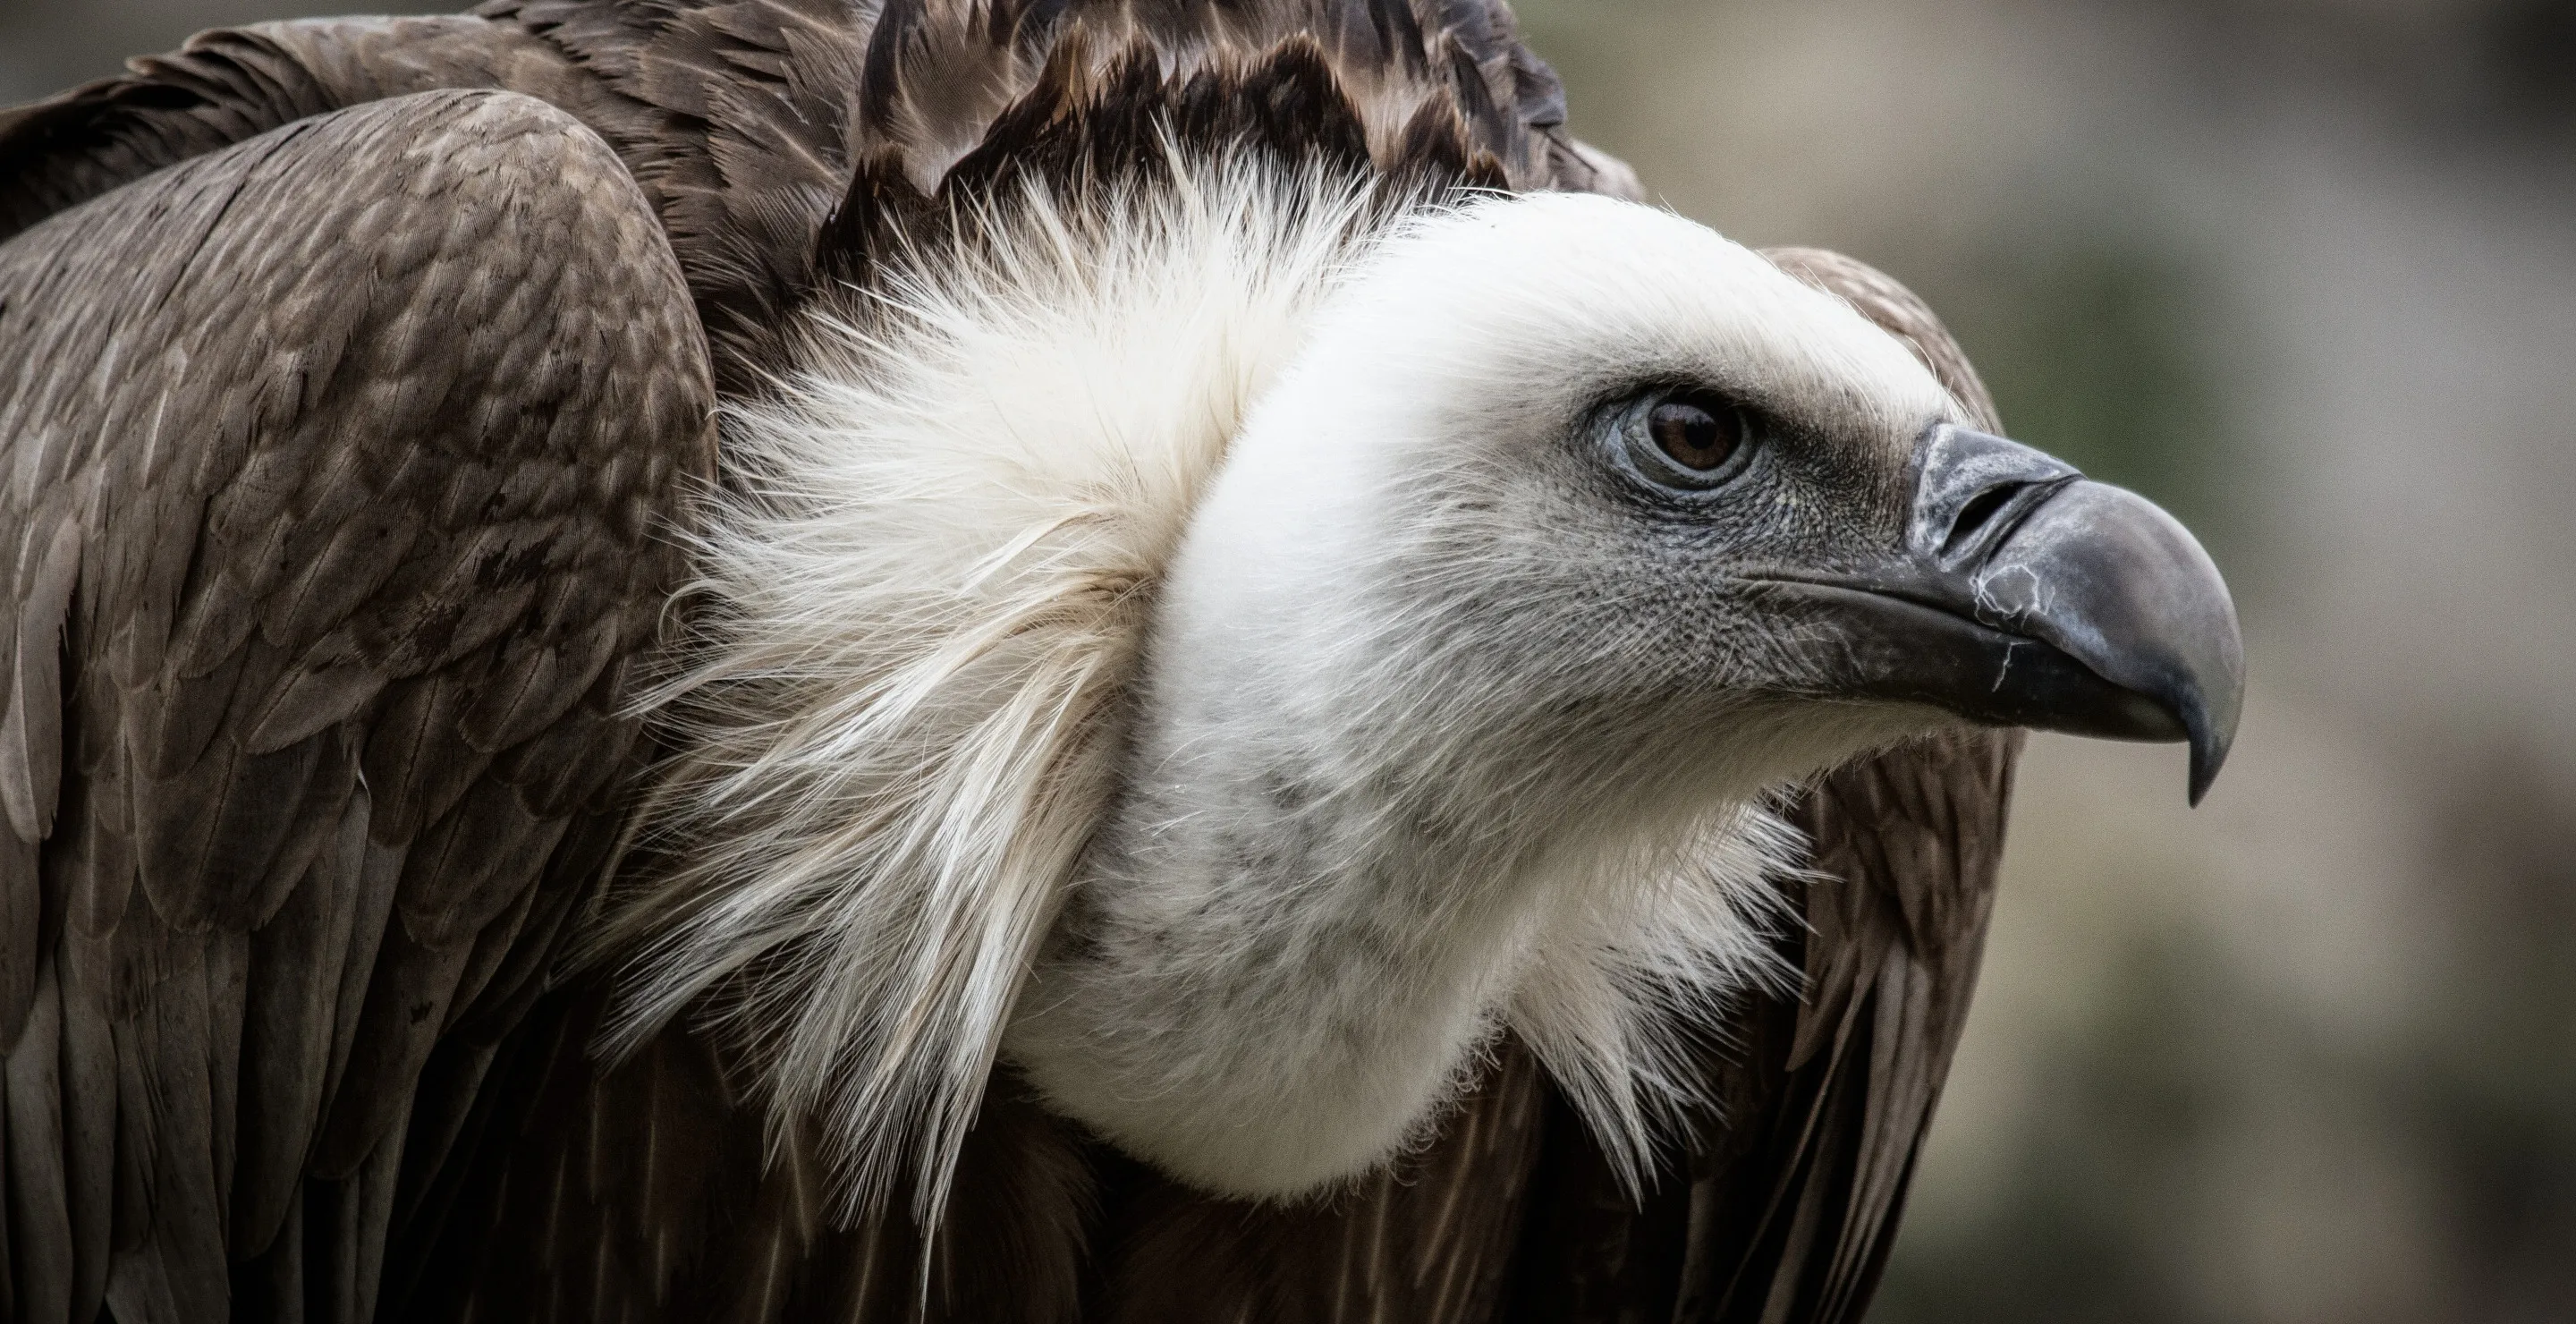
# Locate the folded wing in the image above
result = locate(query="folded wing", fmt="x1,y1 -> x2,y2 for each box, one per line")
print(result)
0,89 -> 714,1323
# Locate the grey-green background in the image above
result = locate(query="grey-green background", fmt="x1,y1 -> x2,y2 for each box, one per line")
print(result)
9,3 -> 2575,1320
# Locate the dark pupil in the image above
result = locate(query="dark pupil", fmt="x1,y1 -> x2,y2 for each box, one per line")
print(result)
1649,401 -> 1739,471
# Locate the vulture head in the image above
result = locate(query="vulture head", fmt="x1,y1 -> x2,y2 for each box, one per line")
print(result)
618,174 -> 2242,1216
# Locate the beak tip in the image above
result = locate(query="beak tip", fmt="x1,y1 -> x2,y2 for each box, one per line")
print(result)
2186,751 -> 2220,807
2182,696 -> 2239,807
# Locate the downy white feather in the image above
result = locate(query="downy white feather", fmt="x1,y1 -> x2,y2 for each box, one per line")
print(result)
602,154 -> 1377,1222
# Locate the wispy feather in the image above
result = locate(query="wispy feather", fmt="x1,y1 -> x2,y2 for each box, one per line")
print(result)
598,150 -> 1380,1223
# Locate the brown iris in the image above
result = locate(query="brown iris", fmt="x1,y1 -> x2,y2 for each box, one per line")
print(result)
1648,400 -> 1743,472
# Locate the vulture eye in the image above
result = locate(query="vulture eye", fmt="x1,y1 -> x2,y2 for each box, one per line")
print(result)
1650,401 -> 1741,471
1618,392 -> 1758,491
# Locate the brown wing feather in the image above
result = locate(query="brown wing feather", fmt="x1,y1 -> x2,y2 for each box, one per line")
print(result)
4,1 -> 1629,388
1666,730 -> 2020,1324
0,15 -> 620,244
386,984 -> 1103,1324
1092,1041 -> 1551,1324
473,0 -> 1631,390
0,89 -> 714,1321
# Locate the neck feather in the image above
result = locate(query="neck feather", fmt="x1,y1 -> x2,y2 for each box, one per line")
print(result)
602,156 -> 1375,1222
1002,469 -> 1800,1200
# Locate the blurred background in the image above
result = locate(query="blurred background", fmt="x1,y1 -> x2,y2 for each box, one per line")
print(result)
6,1 -> 2572,1320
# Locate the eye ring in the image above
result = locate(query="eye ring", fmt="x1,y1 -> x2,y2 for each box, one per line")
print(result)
1615,390 -> 1760,491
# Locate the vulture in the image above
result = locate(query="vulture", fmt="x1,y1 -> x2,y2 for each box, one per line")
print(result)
0,4 -> 2243,1321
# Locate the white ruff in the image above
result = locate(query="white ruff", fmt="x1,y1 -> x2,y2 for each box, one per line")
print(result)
604,157 -> 1378,1220
608,156 -> 1953,1221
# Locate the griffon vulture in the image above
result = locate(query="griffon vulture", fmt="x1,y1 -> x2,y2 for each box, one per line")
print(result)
0,3 -> 2243,1321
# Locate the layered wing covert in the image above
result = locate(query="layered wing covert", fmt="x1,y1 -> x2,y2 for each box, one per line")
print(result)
0,88 -> 715,1322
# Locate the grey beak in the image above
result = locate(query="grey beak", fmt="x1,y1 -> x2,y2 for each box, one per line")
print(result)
1756,425 -> 2246,803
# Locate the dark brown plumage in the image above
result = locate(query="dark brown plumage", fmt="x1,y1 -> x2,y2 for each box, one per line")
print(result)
0,5 -> 2017,1321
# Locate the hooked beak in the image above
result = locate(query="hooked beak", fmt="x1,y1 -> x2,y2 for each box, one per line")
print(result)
1756,425 -> 2246,803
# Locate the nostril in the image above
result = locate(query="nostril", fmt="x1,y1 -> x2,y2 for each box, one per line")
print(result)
1942,483 -> 2025,558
